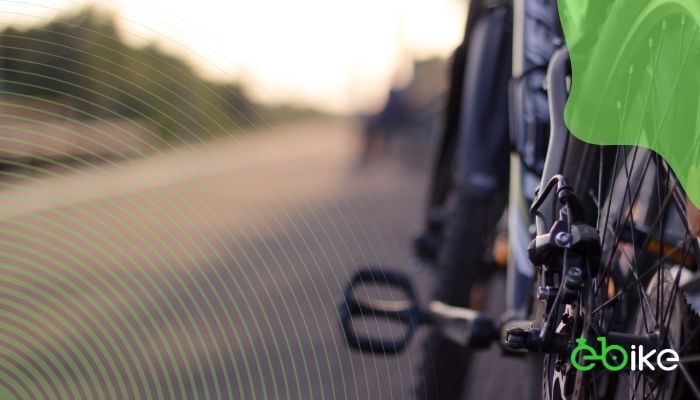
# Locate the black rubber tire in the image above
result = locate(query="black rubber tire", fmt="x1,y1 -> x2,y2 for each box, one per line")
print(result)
414,188 -> 506,400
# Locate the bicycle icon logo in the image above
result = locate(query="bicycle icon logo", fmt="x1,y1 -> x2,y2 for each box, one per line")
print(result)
571,337 -> 628,372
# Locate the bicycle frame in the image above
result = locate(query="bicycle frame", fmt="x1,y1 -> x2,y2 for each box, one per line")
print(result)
504,0 -> 561,322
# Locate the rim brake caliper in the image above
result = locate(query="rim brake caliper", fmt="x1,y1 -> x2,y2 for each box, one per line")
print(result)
505,175 -> 601,354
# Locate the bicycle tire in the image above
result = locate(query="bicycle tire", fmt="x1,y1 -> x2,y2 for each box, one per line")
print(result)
414,189 -> 506,400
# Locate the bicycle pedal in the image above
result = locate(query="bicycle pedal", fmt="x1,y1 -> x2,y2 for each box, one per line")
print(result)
339,268 -> 424,354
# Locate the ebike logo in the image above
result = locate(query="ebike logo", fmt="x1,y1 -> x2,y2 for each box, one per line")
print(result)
571,337 -> 680,372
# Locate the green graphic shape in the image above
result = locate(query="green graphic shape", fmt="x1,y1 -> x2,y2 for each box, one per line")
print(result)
559,0 -> 700,207
571,337 -> 629,372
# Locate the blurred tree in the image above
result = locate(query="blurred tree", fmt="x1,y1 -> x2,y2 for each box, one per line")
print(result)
0,6 -> 305,143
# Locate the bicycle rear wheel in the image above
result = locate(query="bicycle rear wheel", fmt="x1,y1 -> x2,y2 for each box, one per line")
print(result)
543,140 -> 700,399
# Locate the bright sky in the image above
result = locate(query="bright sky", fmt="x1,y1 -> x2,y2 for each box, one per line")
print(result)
0,0 -> 466,112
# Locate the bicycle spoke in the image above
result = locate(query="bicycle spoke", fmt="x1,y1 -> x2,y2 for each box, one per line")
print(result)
583,144 -> 700,398
668,334 -> 700,399
595,150 -> 655,302
592,241 -> 690,315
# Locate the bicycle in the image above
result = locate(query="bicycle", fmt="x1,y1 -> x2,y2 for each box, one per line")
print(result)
338,1 -> 700,399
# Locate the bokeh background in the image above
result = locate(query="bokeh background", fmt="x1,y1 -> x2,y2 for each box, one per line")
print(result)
0,1 -> 529,399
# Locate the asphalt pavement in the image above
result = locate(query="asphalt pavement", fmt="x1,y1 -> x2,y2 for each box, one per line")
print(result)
0,118 -> 532,399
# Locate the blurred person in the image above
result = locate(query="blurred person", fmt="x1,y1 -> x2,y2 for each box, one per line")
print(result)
359,59 -> 446,166
359,86 -> 410,165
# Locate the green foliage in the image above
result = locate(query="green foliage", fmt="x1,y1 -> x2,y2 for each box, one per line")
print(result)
0,7 -> 284,143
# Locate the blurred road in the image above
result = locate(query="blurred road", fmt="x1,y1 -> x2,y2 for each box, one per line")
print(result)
0,118 -> 436,399
0,117 -> 535,400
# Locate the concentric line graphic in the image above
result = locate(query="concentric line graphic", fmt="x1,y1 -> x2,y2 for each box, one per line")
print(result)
0,2 -> 428,399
